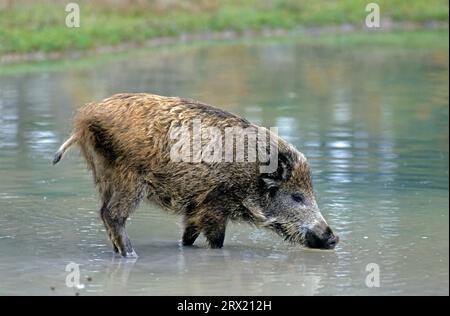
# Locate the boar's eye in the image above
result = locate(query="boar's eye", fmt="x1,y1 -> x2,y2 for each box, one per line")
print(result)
291,193 -> 305,204
268,186 -> 278,197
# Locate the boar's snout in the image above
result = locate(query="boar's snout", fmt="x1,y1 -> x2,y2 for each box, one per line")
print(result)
304,226 -> 339,249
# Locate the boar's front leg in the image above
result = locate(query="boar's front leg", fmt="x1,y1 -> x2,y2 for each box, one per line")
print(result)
182,211 -> 228,249
182,217 -> 201,246
202,213 -> 228,249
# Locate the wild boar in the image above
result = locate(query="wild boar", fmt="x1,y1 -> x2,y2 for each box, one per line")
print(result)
53,93 -> 338,257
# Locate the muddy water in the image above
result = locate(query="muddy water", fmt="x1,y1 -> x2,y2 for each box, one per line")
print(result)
0,36 -> 448,295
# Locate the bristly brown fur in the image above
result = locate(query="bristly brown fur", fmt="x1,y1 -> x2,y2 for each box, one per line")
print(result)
54,93 -> 314,257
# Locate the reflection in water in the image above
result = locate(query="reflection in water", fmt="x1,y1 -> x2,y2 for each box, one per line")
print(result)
103,257 -> 138,293
85,242 -> 338,295
0,37 -> 448,295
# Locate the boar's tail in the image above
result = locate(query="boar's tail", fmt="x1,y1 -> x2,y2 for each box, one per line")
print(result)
52,134 -> 78,165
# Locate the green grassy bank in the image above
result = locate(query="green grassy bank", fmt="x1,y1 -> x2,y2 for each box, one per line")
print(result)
0,0 -> 448,56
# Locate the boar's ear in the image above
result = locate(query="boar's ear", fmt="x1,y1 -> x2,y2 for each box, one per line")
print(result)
261,151 -> 293,189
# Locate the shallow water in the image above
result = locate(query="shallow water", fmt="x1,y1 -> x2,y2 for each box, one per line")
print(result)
0,36 -> 448,296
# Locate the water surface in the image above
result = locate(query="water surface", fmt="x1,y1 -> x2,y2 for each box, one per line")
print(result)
0,35 -> 448,295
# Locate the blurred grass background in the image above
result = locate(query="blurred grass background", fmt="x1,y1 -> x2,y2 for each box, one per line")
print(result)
0,0 -> 448,55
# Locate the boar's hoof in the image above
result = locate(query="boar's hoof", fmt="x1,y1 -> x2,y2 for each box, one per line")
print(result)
116,249 -> 138,258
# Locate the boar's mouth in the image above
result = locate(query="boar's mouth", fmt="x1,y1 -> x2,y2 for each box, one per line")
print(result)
268,221 -> 339,249
303,226 -> 339,250
268,221 -> 306,245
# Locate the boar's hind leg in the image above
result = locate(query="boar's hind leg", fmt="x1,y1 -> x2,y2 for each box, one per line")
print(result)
100,203 -> 119,254
100,186 -> 144,258
101,201 -> 137,258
